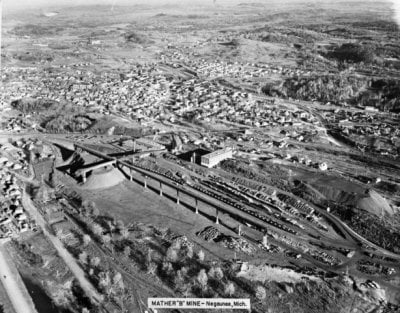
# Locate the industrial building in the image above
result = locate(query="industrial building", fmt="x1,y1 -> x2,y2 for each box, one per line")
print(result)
122,138 -> 165,152
135,138 -> 165,151
201,147 -> 233,168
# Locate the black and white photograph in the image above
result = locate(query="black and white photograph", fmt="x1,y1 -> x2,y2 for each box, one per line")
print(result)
0,0 -> 399,312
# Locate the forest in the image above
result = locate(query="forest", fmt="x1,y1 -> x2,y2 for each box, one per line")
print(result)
263,75 -> 400,112
263,75 -> 367,104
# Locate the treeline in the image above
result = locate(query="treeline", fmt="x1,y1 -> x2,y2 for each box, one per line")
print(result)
44,114 -> 95,133
356,79 -> 400,112
242,26 -> 325,47
124,31 -> 147,44
327,43 -> 375,64
69,201 -> 243,302
11,24 -> 63,36
11,98 -> 60,113
263,75 -> 400,112
263,75 -> 367,103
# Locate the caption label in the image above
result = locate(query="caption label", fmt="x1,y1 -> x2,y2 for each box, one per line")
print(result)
148,298 -> 250,310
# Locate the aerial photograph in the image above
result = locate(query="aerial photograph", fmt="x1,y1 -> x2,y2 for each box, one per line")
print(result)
0,0 -> 399,312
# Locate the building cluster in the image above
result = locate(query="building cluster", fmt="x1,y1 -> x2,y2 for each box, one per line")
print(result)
0,116 -> 33,133
161,48 -> 307,80
0,67 -> 39,102
0,143 -> 29,172
163,75 -> 318,130
1,55 -> 319,141
0,65 -> 171,119
285,154 -> 328,171
223,103 -> 318,128
192,60 -> 270,79
165,78 -> 251,120
325,109 -> 400,156
0,170 -> 33,238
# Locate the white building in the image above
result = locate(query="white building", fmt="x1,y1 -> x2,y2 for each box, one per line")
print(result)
201,148 -> 233,168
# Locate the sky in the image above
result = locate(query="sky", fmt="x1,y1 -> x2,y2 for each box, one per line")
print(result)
393,0 -> 400,27
4,0 -> 219,9
3,0 -> 400,27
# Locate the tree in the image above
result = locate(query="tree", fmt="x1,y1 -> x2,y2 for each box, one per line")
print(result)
120,227 -> 129,239
182,283 -> 191,298
166,247 -> 178,263
255,285 -> 266,301
116,220 -> 125,232
183,245 -> 193,259
92,223 -> 104,237
196,269 -> 208,291
161,260 -> 174,277
48,281 -> 73,308
99,271 -> 111,294
101,234 -> 111,245
113,272 -> 125,293
107,220 -> 116,233
147,262 -> 157,276
91,206 -> 100,218
197,249 -> 205,261
224,282 -> 235,297
81,200 -> 90,216
55,229 -> 64,238
90,256 -> 101,267
180,266 -> 188,277
146,249 -> 153,267
208,267 -> 216,279
214,267 -> 224,280
78,251 -> 88,265
82,234 -> 91,246
209,267 -> 223,280
64,280 -> 73,290
113,272 -> 122,285
87,200 -> 97,213
174,270 -> 185,291
123,246 -> 131,258
171,239 -> 182,250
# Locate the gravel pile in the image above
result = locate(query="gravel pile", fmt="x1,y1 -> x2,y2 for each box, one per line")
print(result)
196,226 -> 221,242
220,237 -> 255,255
172,235 -> 194,248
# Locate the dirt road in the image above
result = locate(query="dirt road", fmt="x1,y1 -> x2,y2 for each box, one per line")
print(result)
0,243 -> 38,313
21,193 -> 104,304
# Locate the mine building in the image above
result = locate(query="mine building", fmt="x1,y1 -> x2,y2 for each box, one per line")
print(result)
201,147 -> 233,168
133,138 -> 165,151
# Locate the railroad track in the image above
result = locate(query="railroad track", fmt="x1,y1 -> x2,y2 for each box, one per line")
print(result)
73,142 -> 400,265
